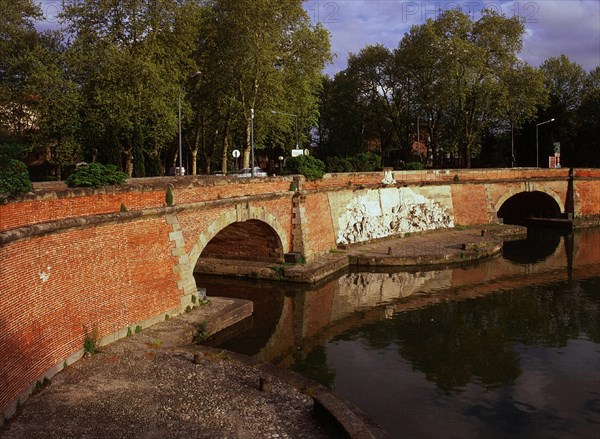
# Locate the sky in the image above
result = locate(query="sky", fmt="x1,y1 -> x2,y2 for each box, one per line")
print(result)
36,0 -> 600,74
303,0 -> 600,74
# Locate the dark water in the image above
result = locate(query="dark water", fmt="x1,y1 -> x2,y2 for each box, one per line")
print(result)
195,229 -> 600,439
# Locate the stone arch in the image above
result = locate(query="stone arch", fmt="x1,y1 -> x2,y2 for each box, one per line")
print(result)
493,183 -> 565,216
496,187 -> 563,225
188,204 -> 289,268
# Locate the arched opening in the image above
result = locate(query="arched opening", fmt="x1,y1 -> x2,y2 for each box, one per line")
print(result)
497,191 -> 562,225
199,219 -> 284,263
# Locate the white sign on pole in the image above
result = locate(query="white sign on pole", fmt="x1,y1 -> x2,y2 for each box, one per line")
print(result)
232,149 -> 240,158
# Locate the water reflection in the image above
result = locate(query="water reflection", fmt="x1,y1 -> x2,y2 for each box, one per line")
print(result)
195,228 -> 600,438
502,227 -> 562,265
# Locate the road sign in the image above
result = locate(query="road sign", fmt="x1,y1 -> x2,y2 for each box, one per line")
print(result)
232,149 -> 240,158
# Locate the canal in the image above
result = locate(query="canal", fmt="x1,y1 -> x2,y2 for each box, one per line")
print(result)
195,228 -> 600,439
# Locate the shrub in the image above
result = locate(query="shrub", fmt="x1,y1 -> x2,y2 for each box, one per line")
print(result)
119,203 -> 128,212
66,163 -> 127,188
351,152 -> 381,172
193,322 -> 210,343
285,155 -> 325,181
165,187 -> 174,206
0,156 -> 33,200
83,326 -> 99,355
403,161 -> 425,170
325,156 -> 354,173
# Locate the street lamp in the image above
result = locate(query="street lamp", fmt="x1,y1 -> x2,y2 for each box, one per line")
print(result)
251,108 -> 255,177
536,118 -> 555,168
178,71 -> 201,176
271,110 -> 299,149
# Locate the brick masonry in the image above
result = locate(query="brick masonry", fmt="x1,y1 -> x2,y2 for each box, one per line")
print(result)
1,168 -> 599,420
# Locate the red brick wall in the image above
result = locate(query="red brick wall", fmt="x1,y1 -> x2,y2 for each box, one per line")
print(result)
0,190 -> 164,232
0,216 -> 180,416
451,184 -> 492,225
303,192 -> 337,256
575,180 -> 600,217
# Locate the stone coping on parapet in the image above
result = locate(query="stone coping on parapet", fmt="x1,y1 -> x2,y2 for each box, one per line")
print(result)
1,296 -> 390,439
17,166 -> 596,202
194,224 -> 528,283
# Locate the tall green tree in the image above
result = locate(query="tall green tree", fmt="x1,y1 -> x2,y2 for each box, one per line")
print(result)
0,0 -> 42,144
60,0 -> 202,177
539,55 -> 588,167
576,66 -> 600,167
202,0 -> 331,170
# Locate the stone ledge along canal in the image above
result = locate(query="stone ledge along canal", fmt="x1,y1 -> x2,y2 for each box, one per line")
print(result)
195,228 -> 600,439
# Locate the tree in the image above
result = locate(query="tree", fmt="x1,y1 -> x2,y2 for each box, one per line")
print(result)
60,0 -> 203,177
397,10 -> 530,167
201,0 -> 331,170
575,66 -> 600,167
0,0 -> 43,144
539,55 -> 588,167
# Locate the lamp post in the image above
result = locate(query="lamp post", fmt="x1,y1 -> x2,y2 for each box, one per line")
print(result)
536,118 -> 555,168
251,108 -> 255,177
271,110 -> 299,149
178,71 -> 201,176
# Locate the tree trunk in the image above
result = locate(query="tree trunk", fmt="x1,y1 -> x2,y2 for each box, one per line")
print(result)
124,148 -> 134,177
191,115 -> 202,175
243,119 -> 251,169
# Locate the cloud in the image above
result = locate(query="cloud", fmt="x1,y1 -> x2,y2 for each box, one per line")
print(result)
308,0 -> 600,73
34,1 -> 600,72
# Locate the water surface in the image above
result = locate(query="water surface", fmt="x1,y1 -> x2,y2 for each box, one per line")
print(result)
196,228 -> 600,438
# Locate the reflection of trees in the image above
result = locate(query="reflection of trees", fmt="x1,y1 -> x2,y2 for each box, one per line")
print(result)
332,279 -> 600,393
291,346 -> 336,390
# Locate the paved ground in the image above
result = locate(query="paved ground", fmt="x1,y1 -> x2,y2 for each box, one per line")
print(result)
1,298 -> 346,439
2,226 -> 525,439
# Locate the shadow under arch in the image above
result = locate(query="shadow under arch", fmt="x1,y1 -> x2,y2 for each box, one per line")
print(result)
188,205 -> 289,268
497,190 -> 563,225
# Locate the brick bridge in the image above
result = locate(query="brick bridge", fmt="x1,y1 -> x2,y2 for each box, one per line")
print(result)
1,168 -> 599,420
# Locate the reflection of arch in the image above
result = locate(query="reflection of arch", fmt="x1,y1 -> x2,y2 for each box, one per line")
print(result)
494,184 -> 564,215
188,205 -> 289,267
497,190 -> 562,225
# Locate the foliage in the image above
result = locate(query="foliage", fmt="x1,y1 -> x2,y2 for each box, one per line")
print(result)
0,156 -> 33,199
318,9 -> 552,168
193,322 -> 210,343
165,187 -> 174,206
352,152 -> 381,172
83,326 -> 99,355
66,163 -> 127,188
285,155 -> 325,181
325,156 -> 354,173
119,203 -> 127,212
403,161 -> 425,170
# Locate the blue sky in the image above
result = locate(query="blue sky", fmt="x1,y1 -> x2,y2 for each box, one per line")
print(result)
304,0 -> 600,74
36,1 -> 600,74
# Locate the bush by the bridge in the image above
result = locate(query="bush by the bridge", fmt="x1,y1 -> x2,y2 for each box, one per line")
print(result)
285,155 -> 326,181
0,155 -> 33,201
402,161 -> 425,170
325,153 -> 382,173
66,163 -> 127,188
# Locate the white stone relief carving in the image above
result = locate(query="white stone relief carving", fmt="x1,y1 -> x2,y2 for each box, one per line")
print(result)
337,188 -> 454,245
381,169 -> 396,185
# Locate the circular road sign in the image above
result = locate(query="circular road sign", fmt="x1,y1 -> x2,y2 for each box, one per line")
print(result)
232,149 -> 240,158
